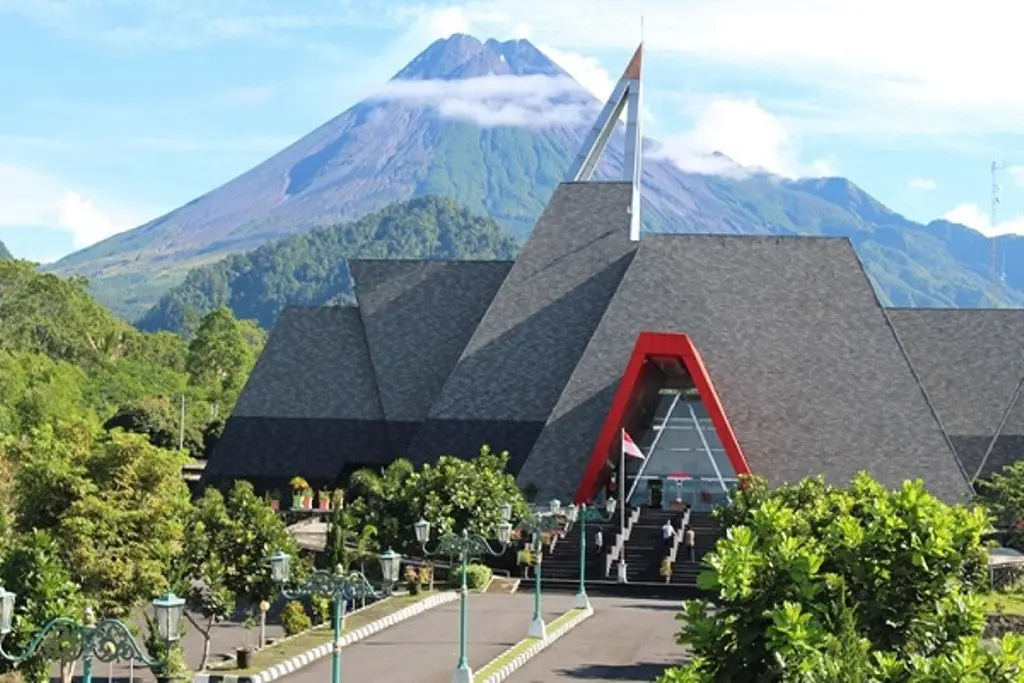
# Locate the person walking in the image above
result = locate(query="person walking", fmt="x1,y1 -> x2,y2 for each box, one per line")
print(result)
661,519 -> 675,557
594,528 -> 604,556
683,525 -> 696,562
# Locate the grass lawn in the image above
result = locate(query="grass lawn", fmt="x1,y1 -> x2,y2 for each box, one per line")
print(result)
474,607 -> 589,680
213,591 -> 439,674
983,591 -> 1024,615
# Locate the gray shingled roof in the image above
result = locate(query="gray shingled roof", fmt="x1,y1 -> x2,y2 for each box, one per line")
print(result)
203,306 -> 390,484
889,308 -> 1024,477
350,260 -> 512,455
523,234 -> 970,502
408,182 -> 639,469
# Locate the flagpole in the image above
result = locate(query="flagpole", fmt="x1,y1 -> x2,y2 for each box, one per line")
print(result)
618,428 -> 628,583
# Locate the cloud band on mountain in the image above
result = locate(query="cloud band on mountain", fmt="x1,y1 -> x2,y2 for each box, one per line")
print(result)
368,74 -> 595,127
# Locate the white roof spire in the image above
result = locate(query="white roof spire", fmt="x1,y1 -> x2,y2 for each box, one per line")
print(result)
564,41 -> 644,241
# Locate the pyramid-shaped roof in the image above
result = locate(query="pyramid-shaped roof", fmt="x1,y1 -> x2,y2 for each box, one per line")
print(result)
204,46 -> 987,500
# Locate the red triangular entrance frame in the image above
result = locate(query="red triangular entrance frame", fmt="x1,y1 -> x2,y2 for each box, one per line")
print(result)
573,331 -> 751,503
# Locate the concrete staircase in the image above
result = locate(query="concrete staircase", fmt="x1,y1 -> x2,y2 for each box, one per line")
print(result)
669,511 -> 718,585
537,520 -> 617,583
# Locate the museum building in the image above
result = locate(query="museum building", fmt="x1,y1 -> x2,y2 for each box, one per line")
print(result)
201,45 -> 1024,509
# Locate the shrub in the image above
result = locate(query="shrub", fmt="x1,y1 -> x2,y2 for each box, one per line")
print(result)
280,600 -> 312,636
310,595 -> 331,625
658,473 -> 1017,681
447,563 -> 492,589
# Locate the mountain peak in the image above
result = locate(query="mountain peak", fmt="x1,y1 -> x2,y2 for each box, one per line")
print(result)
392,33 -> 565,81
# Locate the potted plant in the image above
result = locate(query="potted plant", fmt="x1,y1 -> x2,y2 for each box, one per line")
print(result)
236,613 -> 257,669
660,558 -> 672,584
518,547 -> 535,578
268,489 -> 282,511
317,490 -> 331,511
289,477 -> 310,510
419,563 -> 434,591
405,566 -> 421,595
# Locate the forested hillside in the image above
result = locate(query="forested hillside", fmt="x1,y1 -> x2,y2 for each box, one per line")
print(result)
0,259 -> 262,457
136,195 -> 518,334
0,241 -> 11,259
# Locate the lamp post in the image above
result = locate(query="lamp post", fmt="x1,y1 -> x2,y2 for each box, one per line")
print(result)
268,549 -> 402,683
565,498 -> 617,610
414,504 -> 513,683
516,499 -> 567,640
0,589 -> 185,683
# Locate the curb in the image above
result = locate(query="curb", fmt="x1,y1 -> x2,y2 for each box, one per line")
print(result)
193,591 -> 459,683
478,606 -> 594,683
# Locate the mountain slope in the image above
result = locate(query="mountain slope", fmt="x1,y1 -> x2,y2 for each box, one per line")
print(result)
0,240 -> 11,260
137,196 -> 518,334
50,34 -> 1024,320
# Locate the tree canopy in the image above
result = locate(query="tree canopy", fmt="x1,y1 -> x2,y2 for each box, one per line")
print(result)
659,473 -> 1024,682
348,445 -> 528,554
136,196 -> 519,335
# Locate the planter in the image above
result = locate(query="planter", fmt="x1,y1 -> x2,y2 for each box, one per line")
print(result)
303,496 -> 313,509
269,499 -> 280,511
317,500 -> 330,511
236,648 -> 253,669
292,494 -> 303,510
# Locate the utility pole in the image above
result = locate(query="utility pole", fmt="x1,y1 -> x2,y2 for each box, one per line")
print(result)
178,394 -> 185,450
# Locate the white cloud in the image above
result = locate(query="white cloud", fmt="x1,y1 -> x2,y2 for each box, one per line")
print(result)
410,0 -> 1024,138
0,164 -> 154,248
370,74 -> 593,127
908,178 -> 938,191
943,202 -> 1024,237
537,44 -> 615,101
1009,166 -> 1024,188
652,98 -> 832,179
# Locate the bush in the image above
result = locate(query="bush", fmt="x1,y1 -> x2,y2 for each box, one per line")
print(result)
658,473 -> 1019,681
280,600 -> 312,636
448,563 -> 492,589
310,595 -> 331,625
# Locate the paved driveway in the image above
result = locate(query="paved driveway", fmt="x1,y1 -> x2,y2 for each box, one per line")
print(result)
507,597 -> 689,682
286,592 -> 575,683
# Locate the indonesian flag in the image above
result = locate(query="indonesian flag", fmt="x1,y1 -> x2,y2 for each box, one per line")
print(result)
622,429 -> 645,460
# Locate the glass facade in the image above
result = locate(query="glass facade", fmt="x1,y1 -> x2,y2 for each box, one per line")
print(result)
624,388 -> 739,512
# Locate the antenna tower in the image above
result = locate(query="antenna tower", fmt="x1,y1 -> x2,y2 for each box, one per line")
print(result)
990,161 -> 1007,304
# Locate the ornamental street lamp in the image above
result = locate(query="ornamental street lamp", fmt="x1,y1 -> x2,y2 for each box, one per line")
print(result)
0,589 -> 185,683
517,501 -> 567,640
414,504 -> 513,683
268,549 -> 400,683
565,498 -> 617,610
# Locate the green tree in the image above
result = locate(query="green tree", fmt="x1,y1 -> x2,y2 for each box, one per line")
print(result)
185,308 -> 262,411
176,488 -> 236,670
102,394 -> 204,455
659,473 -> 1016,682
221,481 -> 299,607
348,446 -> 527,554
979,461 -> 1024,548
12,422 -> 191,617
0,530 -> 83,683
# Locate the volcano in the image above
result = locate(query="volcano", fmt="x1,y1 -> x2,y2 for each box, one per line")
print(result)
48,34 -> 1024,320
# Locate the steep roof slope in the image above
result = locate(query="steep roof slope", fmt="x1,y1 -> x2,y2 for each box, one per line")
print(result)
889,308 -> 1024,477
407,182 -> 638,470
203,306 -> 389,486
522,234 -> 970,502
350,259 -> 512,455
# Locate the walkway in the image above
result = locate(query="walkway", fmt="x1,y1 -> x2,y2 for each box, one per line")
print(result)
507,597 -> 688,682
287,592 -> 575,683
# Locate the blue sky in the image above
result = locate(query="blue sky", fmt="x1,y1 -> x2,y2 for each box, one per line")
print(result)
2,0 -> 1022,263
